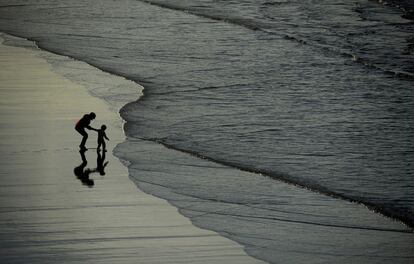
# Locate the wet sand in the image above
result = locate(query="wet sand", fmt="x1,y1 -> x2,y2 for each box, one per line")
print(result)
0,35 -> 263,264
1,33 -> 414,264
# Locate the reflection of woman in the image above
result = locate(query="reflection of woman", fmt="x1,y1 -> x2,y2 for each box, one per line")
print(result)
73,150 -> 94,187
75,112 -> 96,150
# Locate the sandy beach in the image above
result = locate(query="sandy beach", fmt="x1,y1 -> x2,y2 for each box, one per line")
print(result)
1,1 -> 413,263
0,34 -> 263,264
0,30 -> 413,264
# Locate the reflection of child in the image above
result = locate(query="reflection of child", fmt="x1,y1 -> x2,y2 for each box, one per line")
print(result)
95,125 -> 109,151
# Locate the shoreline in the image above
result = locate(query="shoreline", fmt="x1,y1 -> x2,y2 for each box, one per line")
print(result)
2,28 -> 413,228
1,32 -> 414,263
0,33 -> 263,263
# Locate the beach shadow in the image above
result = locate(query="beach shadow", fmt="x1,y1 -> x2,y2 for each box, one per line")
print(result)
96,150 -> 109,176
73,150 -> 110,187
73,150 -> 95,187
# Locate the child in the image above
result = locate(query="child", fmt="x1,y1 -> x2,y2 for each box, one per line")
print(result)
95,124 -> 109,151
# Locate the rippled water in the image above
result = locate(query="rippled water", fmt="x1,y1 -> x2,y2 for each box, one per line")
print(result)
121,0 -> 414,225
0,0 -> 413,227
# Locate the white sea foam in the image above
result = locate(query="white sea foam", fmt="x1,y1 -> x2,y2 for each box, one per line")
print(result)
1,33 -> 143,114
1,1 -> 414,262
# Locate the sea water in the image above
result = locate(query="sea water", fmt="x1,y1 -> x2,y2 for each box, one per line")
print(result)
0,0 -> 413,262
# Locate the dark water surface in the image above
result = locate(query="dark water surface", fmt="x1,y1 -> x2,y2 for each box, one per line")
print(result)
0,0 -> 413,232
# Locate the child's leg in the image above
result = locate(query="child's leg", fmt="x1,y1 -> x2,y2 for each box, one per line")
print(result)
97,141 -> 102,150
102,141 -> 106,151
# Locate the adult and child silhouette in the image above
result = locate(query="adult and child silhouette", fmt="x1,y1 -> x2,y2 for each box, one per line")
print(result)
75,112 -> 109,151
73,112 -> 110,187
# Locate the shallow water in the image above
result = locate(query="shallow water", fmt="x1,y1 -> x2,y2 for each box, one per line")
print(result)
1,1 -> 414,262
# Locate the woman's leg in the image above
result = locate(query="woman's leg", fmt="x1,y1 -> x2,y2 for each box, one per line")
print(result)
76,128 -> 88,149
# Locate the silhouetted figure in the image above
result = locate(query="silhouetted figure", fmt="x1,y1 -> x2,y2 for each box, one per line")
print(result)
73,150 -> 94,187
96,150 -> 109,176
94,124 -> 109,152
75,112 -> 96,150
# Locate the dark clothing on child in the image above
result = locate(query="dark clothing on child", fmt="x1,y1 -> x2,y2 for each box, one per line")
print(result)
97,129 -> 109,150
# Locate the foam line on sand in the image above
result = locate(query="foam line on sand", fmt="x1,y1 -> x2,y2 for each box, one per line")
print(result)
0,33 -> 263,264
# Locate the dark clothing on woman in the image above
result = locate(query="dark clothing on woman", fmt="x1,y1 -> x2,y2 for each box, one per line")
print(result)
76,114 -> 93,130
75,113 -> 95,149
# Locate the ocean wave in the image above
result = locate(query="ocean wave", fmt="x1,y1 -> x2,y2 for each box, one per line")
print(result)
140,0 -> 414,80
127,136 -> 414,228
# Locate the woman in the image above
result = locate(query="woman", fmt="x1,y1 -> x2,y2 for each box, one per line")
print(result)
75,112 -> 96,150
